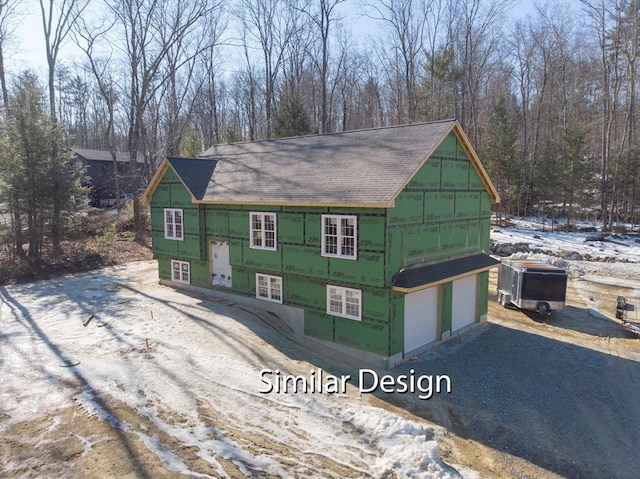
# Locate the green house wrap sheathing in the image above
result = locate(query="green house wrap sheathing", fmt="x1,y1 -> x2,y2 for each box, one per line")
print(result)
145,121 -> 499,361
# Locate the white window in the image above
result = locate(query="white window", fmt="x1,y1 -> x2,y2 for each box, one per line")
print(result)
164,208 -> 184,240
256,273 -> 283,304
321,215 -> 357,259
250,212 -> 277,250
171,260 -> 190,284
326,285 -> 361,321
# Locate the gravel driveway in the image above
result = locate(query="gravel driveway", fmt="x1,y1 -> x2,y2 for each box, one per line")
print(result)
380,288 -> 640,479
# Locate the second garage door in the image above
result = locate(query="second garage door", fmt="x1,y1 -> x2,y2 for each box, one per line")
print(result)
451,275 -> 478,332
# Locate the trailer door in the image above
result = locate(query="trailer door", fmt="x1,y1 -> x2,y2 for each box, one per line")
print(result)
452,275 -> 477,332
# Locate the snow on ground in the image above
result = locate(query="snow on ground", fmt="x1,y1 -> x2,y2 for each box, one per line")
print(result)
491,217 -> 640,263
0,262 -> 462,478
2,217 -> 638,477
492,217 -> 640,318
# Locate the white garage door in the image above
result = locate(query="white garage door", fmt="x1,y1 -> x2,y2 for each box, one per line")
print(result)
452,275 -> 477,332
404,287 -> 438,354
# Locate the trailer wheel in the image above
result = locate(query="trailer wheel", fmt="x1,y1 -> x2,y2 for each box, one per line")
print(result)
538,302 -> 551,316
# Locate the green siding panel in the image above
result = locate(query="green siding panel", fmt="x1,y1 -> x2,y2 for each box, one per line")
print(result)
334,318 -> 389,355
288,277 -> 326,310
388,192 -> 424,226
452,222 -> 468,249
480,191 -> 492,216
242,241 -> 282,273
358,215 -> 385,250
440,283 -> 452,334
152,234 -> 179,256
439,222 -> 467,253
441,159 -> 469,190
183,208 -> 200,235
162,168 -> 180,184
305,214 -> 322,246
406,224 -> 439,263
424,193 -> 454,221
158,255 -> 171,280
469,166 -> 484,190
282,206 -> 327,214
151,184 -> 171,205
455,192 -> 481,220
177,235 -> 202,260
229,239 -> 243,265
170,183 -> 193,207
330,207 -> 385,215
480,220 -> 491,251
385,228 -> 404,284
439,223 -> 455,252
467,221 -> 481,250
231,266 -> 250,294
279,213 -> 305,244
389,294 -> 404,355
151,206 -> 165,231
407,158 -> 441,190
304,310 -> 334,341
478,271 -> 489,316
242,205 -> 281,212
205,208 -> 229,237
329,253 -> 385,287
190,260 -> 211,288
436,134 -> 457,158
362,289 -> 389,322
229,211 -> 248,238
282,245 -> 328,278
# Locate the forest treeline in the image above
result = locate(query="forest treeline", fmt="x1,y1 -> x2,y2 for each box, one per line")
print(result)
0,0 -> 639,264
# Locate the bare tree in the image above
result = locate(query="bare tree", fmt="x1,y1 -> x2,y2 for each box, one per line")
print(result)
0,0 -> 20,110
106,0 -> 218,239
236,0 -> 299,138
366,0 -> 429,123
38,0 -> 89,247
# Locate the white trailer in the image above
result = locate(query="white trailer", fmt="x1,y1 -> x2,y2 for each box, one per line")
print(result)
497,259 -> 568,316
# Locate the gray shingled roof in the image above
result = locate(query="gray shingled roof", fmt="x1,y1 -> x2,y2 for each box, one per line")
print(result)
196,120 -> 458,206
392,253 -> 500,290
167,157 -> 218,200
75,148 -> 131,163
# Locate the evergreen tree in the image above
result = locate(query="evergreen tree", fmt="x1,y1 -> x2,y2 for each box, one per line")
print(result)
480,95 -> 520,222
0,71 -> 84,264
273,93 -> 312,138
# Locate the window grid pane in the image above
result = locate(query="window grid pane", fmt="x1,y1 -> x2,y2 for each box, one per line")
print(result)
250,213 -> 277,250
270,277 -> 281,301
322,215 -> 356,259
164,209 -> 184,240
327,285 -> 361,320
171,260 -> 190,284
256,274 -> 282,303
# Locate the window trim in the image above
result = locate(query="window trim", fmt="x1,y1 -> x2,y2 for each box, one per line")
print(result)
326,285 -> 362,321
321,214 -> 357,260
249,212 -> 277,251
256,273 -> 283,304
164,208 -> 184,241
171,259 -> 191,284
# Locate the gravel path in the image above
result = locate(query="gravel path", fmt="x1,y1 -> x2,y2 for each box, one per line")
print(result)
383,302 -> 640,479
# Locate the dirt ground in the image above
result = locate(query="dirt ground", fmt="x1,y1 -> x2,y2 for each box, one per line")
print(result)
1,262 -> 639,478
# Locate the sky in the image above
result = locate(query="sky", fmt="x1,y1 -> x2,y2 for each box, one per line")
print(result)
6,0 -> 539,79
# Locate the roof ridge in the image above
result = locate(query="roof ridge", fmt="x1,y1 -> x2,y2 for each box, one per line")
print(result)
204,119 -> 457,149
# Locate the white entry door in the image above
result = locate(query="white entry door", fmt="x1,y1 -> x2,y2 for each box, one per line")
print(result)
452,275 -> 477,332
211,241 -> 232,287
404,287 -> 438,354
